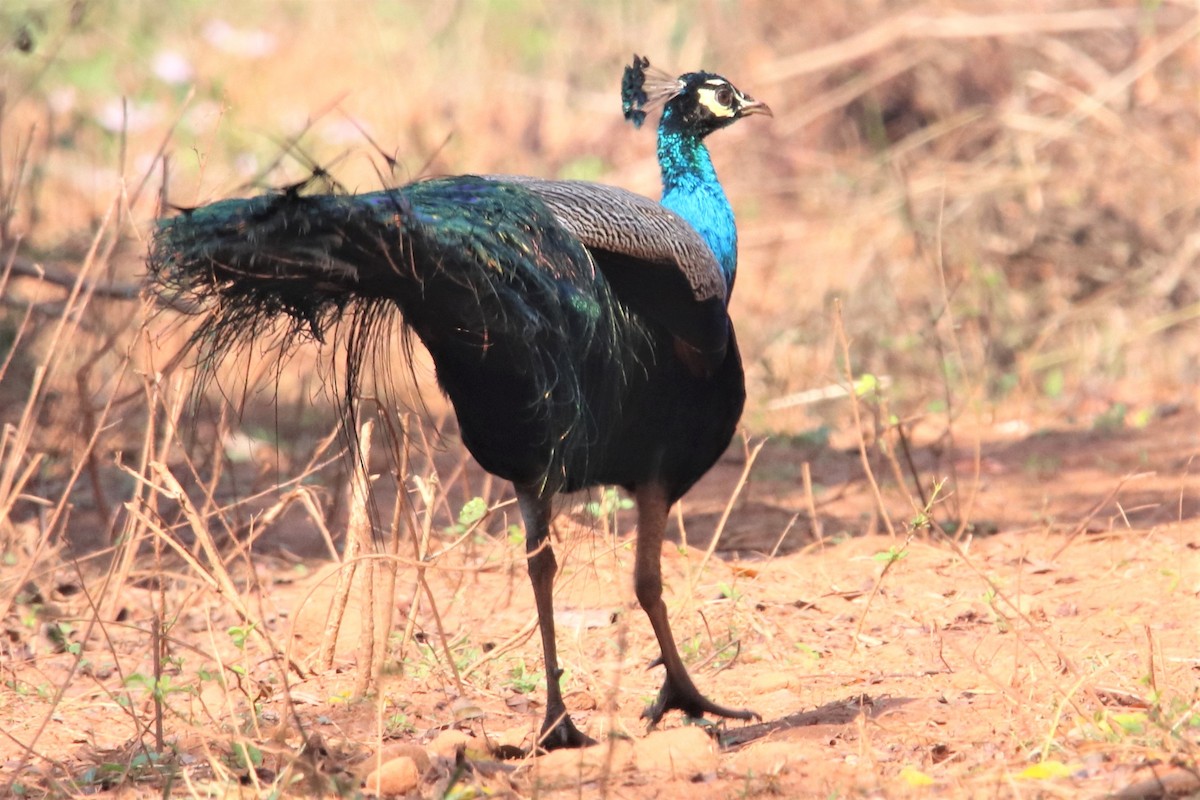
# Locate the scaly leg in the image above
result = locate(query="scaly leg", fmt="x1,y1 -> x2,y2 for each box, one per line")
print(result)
633,482 -> 761,725
517,488 -> 597,750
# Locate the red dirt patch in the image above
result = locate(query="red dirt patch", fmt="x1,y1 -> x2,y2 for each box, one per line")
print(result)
4,408 -> 1198,797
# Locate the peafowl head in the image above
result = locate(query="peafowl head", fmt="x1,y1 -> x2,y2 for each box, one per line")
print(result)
622,54 -> 771,138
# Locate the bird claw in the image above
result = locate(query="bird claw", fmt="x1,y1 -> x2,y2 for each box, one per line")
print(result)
641,674 -> 761,727
537,711 -> 597,751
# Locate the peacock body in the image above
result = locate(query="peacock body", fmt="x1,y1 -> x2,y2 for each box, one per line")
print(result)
150,56 -> 771,749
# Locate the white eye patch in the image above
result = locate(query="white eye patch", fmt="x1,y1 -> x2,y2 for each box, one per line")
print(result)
696,81 -> 737,118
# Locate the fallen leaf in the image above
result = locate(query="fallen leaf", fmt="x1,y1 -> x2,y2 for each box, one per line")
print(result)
1018,760 -> 1073,780
900,765 -> 935,787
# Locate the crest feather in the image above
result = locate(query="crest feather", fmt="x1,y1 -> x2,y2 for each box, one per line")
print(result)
621,54 -> 683,129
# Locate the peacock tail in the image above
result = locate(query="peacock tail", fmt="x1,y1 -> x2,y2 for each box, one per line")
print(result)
152,167 -> 746,495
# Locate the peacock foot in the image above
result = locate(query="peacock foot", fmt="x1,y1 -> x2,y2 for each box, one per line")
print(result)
641,672 -> 761,727
537,709 -> 597,751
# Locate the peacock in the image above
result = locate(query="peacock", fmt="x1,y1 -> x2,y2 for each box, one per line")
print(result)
148,55 -> 771,750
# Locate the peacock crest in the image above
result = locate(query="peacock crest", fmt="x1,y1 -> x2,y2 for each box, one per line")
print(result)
621,54 -> 684,129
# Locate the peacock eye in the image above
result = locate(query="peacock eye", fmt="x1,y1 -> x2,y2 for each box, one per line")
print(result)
715,85 -> 734,106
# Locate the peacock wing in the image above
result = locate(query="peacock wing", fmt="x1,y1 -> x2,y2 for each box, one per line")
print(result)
486,176 -> 730,369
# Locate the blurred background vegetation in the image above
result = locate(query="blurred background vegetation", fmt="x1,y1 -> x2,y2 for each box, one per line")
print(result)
1,0 -> 1198,537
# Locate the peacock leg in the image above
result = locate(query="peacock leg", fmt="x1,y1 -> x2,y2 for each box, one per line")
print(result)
634,482 -> 761,726
517,488 -> 597,750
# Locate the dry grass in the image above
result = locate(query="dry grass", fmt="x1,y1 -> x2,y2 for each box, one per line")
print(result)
2,1 -> 1199,797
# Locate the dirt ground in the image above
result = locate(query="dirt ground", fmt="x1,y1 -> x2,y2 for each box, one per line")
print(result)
3,401 -> 1198,798
3,2 -> 1200,797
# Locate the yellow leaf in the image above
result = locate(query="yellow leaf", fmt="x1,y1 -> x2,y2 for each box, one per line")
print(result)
900,766 -> 935,787
1018,760 -> 1073,780
1111,712 -> 1147,734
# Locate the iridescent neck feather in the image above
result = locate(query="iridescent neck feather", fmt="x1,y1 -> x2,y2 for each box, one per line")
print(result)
657,106 -> 737,293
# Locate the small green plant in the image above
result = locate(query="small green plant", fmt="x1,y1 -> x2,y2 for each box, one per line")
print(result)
197,666 -> 224,686
873,545 -> 908,566
854,372 -> 881,397
125,673 -> 191,705
4,678 -> 53,699
1024,453 -> 1061,476
795,642 -> 822,663
1092,402 -> 1127,431
982,589 -> 1011,634
906,477 -> 946,534
777,425 -> 832,450
446,496 -> 488,535
585,487 -> 633,532
453,642 -> 482,673
227,623 -> 256,650
406,643 -> 437,679
1074,690 -> 1200,750
384,712 -> 416,736
229,741 -> 263,771
1041,367 -> 1065,399
711,634 -> 742,669
45,621 -> 76,654
506,660 -> 541,694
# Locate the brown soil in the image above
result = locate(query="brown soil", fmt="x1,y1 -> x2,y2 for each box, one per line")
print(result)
3,405 -> 1198,798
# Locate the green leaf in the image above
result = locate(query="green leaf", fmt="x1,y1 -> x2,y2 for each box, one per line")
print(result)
230,742 -> 263,769
873,546 -> 908,564
458,497 -> 488,526
1111,711 -> 1147,734
1041,368 -> 1064,399
854,373 -> 878,396
227,624 -> 254,649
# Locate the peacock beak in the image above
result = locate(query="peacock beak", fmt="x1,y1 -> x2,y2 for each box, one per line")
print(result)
738,95 -> 773,118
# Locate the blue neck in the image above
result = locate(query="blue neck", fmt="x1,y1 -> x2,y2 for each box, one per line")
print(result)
656,118 -> 737,295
